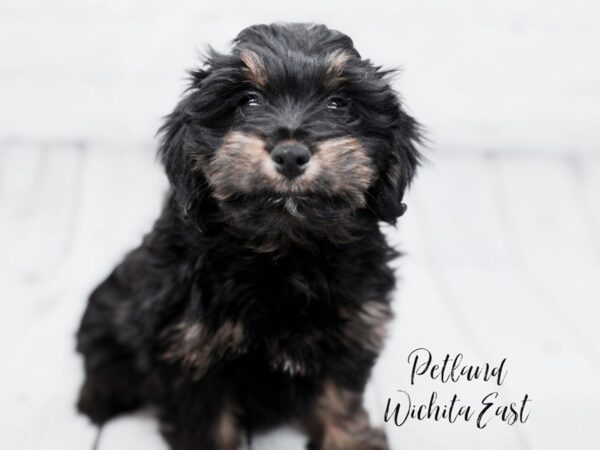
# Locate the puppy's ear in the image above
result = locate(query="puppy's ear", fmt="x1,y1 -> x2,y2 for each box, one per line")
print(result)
158,69 -> 215,227
370,110 -> 422,224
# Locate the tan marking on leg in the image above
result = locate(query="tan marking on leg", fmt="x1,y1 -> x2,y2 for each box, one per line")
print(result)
320,383 -> 367,449
303,381 -> 388,450
215,403 -> 241,450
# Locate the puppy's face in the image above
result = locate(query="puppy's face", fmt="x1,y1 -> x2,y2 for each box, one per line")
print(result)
160,24 -> 420,250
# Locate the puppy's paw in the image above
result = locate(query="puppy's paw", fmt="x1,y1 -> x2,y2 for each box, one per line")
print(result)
77,377 -> 140,424
307,426 -> 389,450
358,427 -> 389,450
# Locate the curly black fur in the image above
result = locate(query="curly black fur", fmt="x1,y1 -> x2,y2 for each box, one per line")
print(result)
76,23 -> 421,450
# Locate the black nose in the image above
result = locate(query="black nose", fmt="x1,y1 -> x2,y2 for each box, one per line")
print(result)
271,142 -> 311,179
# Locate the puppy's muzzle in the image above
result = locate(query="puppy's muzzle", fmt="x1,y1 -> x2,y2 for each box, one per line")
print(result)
271,141 -> 311,179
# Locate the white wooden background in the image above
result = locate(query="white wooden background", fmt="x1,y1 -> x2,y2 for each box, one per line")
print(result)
1,145 -> 599,449
2,0 -> 600,448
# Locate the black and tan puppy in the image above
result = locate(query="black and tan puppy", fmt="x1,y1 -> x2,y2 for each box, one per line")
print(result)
76,23 -> 421,450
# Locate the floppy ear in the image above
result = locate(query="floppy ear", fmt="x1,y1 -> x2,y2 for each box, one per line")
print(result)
370,110 -> 422,224
158,69 -> 216,228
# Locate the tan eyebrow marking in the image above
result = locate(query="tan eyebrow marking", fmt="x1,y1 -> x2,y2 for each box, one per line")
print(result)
327,50 -> 351,76
240,49 -> 267,86
324,50 -> 351,88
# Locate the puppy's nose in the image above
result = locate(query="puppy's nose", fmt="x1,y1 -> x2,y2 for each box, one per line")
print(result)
271,142 -> 311,179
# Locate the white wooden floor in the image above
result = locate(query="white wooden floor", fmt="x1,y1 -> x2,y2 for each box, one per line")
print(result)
1,143 -> 599,449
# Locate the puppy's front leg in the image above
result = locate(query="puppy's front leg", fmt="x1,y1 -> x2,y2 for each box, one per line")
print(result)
302,381 -> 389,450
159,396 -> 241,450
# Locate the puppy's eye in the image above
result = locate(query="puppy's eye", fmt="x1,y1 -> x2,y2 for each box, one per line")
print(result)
240,92 -> 262,109
326,96 -> 349,112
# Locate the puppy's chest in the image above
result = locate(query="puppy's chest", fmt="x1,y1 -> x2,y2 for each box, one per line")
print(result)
164,293 -> 390,380
163,257 -> 392,379
252,310 -> 333,377
166,304 -> 340,379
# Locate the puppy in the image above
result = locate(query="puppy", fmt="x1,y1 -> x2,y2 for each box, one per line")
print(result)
76,23 -> 421,450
